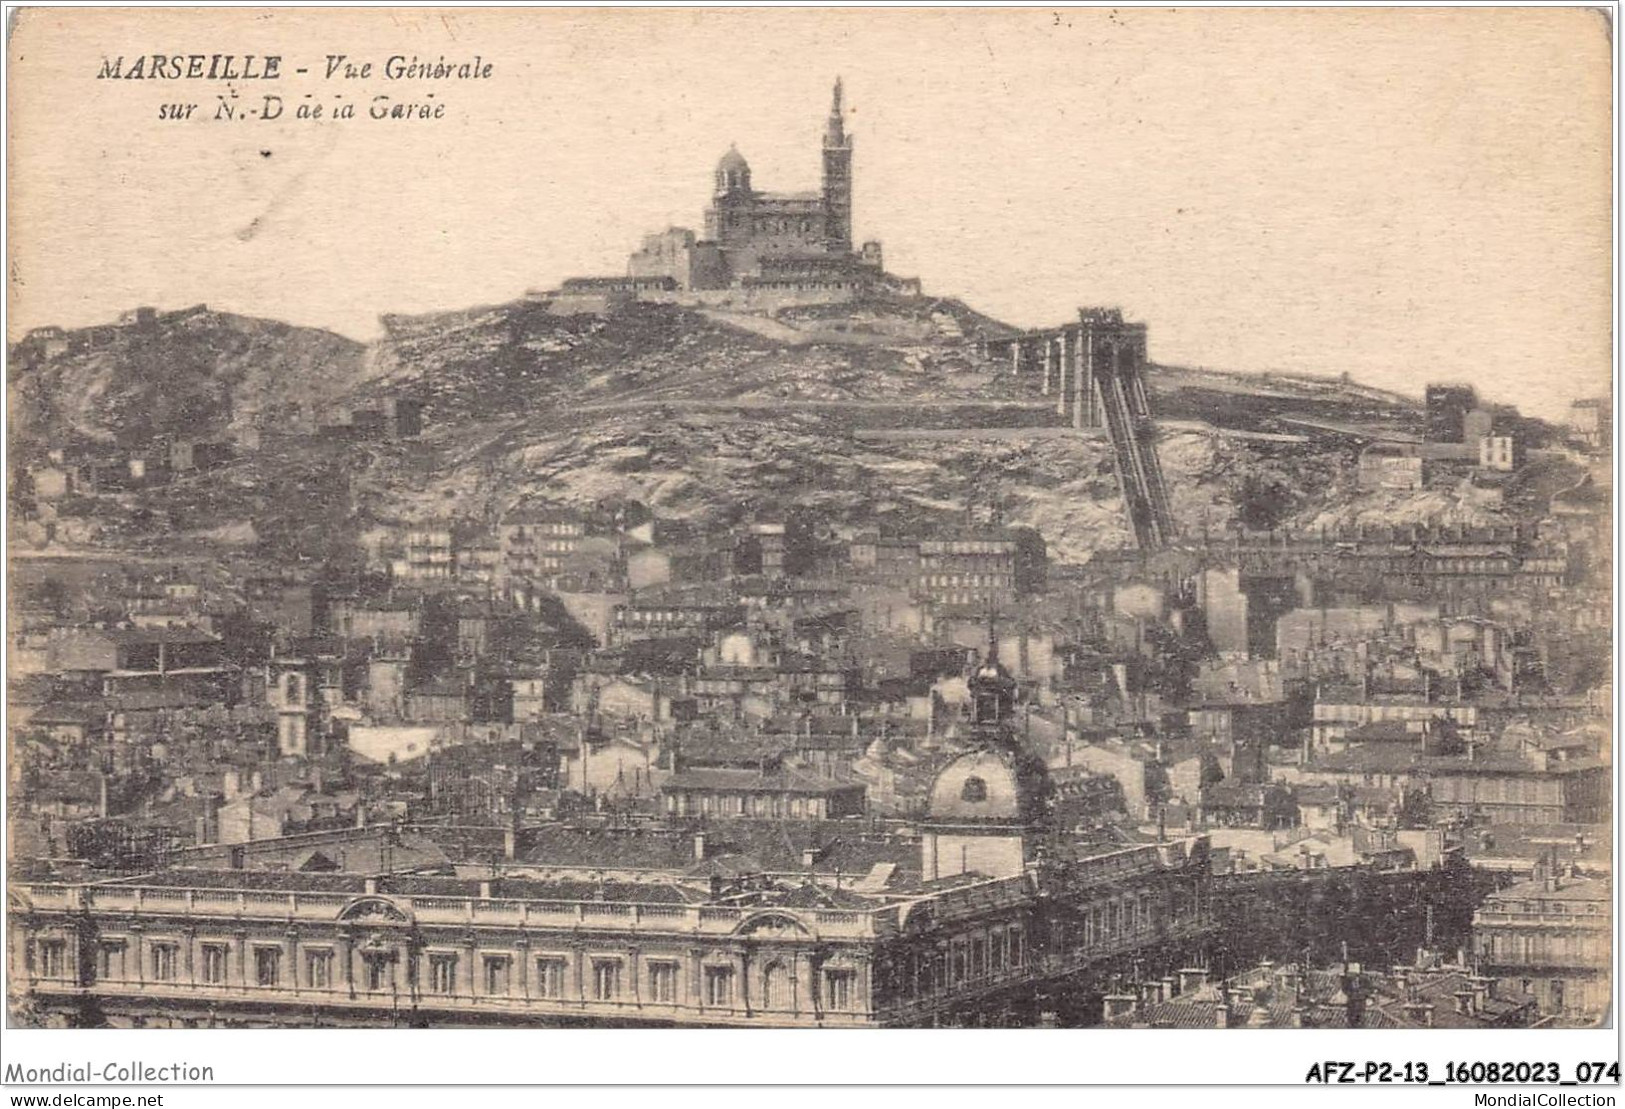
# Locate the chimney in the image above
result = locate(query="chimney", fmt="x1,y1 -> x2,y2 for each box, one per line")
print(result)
1345,980 -> 1366,1028
1470,975 -> 1494,1008
1177,967 -> 1208,995
503,826 -> 517,861
1214,996 -> 1232,1028
1452,990 -> 1474,1016
693,832 -> 708,862
1278,966 -> 1301,997
1102,993 -> 1138,1022
1403,1002 -> 1435,1027
364,876 -> 379,895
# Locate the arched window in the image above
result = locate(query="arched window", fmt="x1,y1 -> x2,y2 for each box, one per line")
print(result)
961,777 -> 988,803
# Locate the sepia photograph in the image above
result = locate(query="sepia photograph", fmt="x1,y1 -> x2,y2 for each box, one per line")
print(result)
1,2 -> 1618,1094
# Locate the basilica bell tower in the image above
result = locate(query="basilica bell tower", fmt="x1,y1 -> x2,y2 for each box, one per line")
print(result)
821,77 -> 853,253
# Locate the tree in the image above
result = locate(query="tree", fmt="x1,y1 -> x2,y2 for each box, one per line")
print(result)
1236,472 -> 1295,533
1261,783 -> 1300,830
1398,788 -> 1432,830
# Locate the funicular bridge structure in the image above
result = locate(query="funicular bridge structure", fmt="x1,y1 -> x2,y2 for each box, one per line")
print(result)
981,308 -> 1175,550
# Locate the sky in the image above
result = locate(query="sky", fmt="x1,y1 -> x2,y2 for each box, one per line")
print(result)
8,7 -> 1613,419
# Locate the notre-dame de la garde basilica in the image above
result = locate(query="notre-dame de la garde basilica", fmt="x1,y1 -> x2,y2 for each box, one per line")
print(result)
545,79 -> 918,307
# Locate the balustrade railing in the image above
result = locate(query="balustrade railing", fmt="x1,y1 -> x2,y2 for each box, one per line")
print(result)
16,883 -> 884,939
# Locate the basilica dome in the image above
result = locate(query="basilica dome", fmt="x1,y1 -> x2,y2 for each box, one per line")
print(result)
715,145 -> 752,194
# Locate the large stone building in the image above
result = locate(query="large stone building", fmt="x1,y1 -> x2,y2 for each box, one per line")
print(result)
544,80 -> 917,313
1473,869 -> 1610,1024
849,526 -> 1048,610
628,78 -> 873,292
8,828 -> 1213,1028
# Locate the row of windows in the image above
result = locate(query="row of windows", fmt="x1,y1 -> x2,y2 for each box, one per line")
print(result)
64,941 -> 255,985
716,215 -> 821,235
503,558 -> 569,572
903,926 -> 1026,998
66,941 -> 356,990
1432,780 -> 1568,805
504,540 -> 577,554
922,592 -> 1007,608
665,793 -> 827,818
1504,901 -> 1606,917
503,524 -> 583,538
396,567 -> 456,582
918,542 -> 1017,556
617,610 -> 715,624
1479,932 -> 1610,966
59,940 -> 861,1010
1080,895 -> 1154,949
917,574 -> 1013,589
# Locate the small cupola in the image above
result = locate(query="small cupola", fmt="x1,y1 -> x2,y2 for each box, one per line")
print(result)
968,622 -> 1017,726
715,145 -> 751,195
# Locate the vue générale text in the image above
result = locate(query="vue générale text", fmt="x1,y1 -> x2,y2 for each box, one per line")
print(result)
95,54 -> 495,81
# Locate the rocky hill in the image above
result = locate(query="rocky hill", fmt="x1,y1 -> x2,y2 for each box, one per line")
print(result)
343,294 -> 1433,559
16,291 -> 1549,566
9,307 -> 367,454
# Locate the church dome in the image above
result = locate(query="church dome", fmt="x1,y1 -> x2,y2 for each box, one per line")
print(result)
715,145 -> 751,194
927,749 -> 1024,821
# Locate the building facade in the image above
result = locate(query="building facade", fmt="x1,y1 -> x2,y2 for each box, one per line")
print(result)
1473,872 -> 1610,1024
498,508 -> 586,594
10,828 -> 1212,1029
